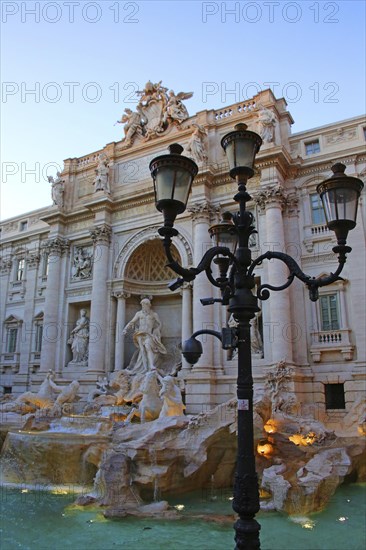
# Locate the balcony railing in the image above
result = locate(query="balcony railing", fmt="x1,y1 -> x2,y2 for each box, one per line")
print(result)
310,329 -> 353,362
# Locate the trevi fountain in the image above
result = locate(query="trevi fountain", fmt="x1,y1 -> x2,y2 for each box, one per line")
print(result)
0,298 -> 365,549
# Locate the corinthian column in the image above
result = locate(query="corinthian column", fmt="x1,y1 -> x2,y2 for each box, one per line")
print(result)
255,186 -> 293,363
114,291 -> 130,371
40,238 -> 70,372
189,203 -> 216,369
87,225 -> 112,374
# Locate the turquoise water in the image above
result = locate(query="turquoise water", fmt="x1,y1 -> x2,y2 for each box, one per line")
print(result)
0,484 -> 365,550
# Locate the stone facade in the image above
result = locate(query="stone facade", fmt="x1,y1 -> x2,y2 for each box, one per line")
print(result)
1,89 -> 365,432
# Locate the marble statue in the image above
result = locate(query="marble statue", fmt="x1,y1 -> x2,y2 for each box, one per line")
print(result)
185,124 -> 208,164
256,105 -> 277,143
250,313 -> 264,357
159,376 -> 185,417
117,107 -> 146,145
93,154 -> 110,193
122,299 -> 167,373
68,309 -> 89,363
48,172 -> 64,207
71,247 -> 92,280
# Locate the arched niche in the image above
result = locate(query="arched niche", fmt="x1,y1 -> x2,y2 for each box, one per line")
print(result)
113,230 -> 193,371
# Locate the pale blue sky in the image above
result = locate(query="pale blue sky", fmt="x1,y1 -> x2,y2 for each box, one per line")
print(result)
1,0 -> 365,219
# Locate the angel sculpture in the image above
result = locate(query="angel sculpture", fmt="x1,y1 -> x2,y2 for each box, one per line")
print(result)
162,90 -> 193,125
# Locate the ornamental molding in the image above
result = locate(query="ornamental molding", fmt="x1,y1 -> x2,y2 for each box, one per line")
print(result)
65,286 -> 93,297
90,224 -> 112,244
0,257 -> 13,274
325,128 -> 357,144
27,252 -> 41,270
42,237 -> 70,256
297,156 -> 357,177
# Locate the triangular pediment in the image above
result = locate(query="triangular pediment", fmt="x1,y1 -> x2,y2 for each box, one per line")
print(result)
4,314 -> 22,324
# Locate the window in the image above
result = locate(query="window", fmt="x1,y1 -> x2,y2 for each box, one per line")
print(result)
310,193 -> 326,225
320,294 -> 340,330
305,140 -> 320,155
3,387 -> 12,394
16,258 -> 25,281
42,253 -> 49,277
34,323 -> 43,352
363,127 -> 366,140
20,221 -> 28,231
325,383 -> 345,409
6,327 -> 18,353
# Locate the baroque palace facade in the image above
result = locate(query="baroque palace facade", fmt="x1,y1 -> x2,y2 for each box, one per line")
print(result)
1,87 -> 365,425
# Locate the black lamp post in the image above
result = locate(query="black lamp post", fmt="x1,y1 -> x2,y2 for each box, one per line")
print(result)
149,124 -> 363,550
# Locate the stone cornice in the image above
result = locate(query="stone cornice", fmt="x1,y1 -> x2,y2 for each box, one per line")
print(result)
40,211 -> 68,226
255,147 -> 295,179
84,197 -> 115,214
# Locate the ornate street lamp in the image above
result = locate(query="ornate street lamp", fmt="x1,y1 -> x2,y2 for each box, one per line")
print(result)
149,124 -> 363,550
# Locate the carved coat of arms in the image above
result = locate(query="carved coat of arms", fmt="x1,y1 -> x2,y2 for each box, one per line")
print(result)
116,80 -> 193,147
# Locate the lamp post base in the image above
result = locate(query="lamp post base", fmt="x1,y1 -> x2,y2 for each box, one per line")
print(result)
234,517 -> 261,550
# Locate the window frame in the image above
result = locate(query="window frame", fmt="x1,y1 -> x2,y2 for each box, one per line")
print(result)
319,293 -> 340,331
15,258 -> 25,281
310,193 -> 326,225
305,139 -> 321,156
6,327 -> 18,353
325,383 -> 346,410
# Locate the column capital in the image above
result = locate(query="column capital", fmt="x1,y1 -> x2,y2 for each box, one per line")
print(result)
42,237 -> 70,256
254,185 -> 298,212
113,290 -> 131,300
188,201 -> 218,223
180,281 -> 193,294
90,224 -> 112,244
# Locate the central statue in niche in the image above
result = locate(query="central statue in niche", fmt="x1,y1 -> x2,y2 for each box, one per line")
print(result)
122,298 -> 167,373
